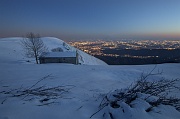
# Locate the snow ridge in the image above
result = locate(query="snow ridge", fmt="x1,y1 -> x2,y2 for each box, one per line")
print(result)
0,37 -> 107,65
0,37 -> 179,119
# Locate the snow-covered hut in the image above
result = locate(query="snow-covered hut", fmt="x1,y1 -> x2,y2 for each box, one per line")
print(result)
39,52 -> 78,64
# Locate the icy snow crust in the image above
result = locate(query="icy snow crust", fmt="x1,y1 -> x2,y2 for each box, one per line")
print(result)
0,37 -> 180,119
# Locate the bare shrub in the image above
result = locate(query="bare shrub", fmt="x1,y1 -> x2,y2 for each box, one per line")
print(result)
90,70 -> 180,118
1,74 -> 75,106
21,32 -> 48,64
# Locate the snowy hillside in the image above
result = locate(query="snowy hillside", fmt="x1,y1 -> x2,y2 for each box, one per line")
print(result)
0,37 -> 180,119
0,37 -> 107,65
42,37 -> 107,65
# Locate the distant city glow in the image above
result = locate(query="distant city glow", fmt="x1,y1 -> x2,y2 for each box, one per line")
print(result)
68,40 -> 180,56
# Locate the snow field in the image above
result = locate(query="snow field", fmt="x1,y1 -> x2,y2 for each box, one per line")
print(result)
0,37 -> 179,119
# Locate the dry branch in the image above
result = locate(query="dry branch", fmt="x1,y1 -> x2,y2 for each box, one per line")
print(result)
0,74 -> 75,105
90,69 -> 180,118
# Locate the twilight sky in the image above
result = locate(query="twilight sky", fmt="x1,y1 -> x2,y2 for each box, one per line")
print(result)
0,0 -> 180,40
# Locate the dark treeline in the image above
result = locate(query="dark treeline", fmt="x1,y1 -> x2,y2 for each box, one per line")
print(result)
95,49 -> 180,65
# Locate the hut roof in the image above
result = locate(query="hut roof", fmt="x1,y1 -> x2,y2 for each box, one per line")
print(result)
40,52 -> 76,58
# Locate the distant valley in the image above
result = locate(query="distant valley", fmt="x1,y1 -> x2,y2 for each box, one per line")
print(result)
69,40 -> 180,65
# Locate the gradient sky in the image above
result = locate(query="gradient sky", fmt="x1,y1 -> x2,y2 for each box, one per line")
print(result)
0,0 -> 180,40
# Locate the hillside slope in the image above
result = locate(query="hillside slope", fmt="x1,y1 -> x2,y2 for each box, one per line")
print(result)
0,63 -> 180,119
0,37 -> 107,65
0,37 -> 179,119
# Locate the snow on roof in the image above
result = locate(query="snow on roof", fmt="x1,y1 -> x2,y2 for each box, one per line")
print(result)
40,52 -> 76,58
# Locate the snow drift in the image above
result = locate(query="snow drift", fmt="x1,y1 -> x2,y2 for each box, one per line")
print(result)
0,37 -> 180,119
